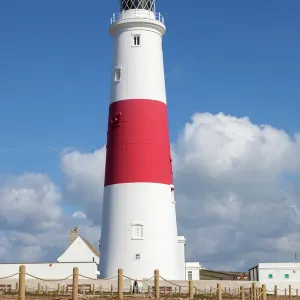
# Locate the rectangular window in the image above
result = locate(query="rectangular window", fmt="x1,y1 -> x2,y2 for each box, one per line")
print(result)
284,274 -> 289,279
133,35 -> 140,46
131,223 -> 144,240
268,274 -> 273,279
134,253 -> 141,260
187,271 -> 192,280
114,67 -> 121,82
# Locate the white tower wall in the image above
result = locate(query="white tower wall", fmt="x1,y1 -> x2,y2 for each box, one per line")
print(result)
109,10 -> 167,104
100,4 -> 182,280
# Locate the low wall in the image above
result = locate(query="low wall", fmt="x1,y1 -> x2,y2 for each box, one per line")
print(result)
0,262 -> 98,280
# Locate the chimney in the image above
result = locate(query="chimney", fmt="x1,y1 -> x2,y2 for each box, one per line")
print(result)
70,226 -> 79,245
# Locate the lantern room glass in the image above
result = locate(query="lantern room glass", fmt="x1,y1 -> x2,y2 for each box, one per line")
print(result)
120,0 -> 155,12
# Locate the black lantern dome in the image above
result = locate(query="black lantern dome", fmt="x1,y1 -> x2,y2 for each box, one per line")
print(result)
120,0 -> 155,12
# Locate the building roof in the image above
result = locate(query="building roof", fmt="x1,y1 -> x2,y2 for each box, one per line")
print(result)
80,236 -> 100,257
68,226 -> 100,258
200,269 -> 248,280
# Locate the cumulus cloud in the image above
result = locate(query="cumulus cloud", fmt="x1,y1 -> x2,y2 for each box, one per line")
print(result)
60,147 -> 106,224
58,112 -> 300,271
2,111 -> 300,270
72,211 -> 87,219
0,173 -> 62,232
0,173 -> 100,263
173,112 -> 300,270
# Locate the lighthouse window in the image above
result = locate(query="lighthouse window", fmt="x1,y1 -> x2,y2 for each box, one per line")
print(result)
131,223 -> 144,240
133,35 -> 140,46
134,253 -> 141,261
114,67 -> 121,82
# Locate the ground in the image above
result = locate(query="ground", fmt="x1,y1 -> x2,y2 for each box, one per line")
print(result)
0,294 -> 295,300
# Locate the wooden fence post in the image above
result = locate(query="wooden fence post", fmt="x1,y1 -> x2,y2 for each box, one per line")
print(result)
274,285 -> 277,299
262,285 -> 266,300
210,287 -> 213,296
289,285 -> 292,298
148,286 -> 151,296
18,265 -> 25,300
252,283 -> 256,300
15,282 -> 19,292
72,267 -> 78,300
217,283 -> 222,300
118,268 -> 123,299
189,280 -> 193,299
241,286 -> 245,300
154,269 -> 159,299
92,284 -> 95,296
179,286 -> 182,295
99,285 -> 103,295
111,284 -> 113,297
58,283 -> 60,295
285,288 -> 287,296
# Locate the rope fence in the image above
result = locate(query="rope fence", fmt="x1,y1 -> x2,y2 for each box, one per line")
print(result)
1,266 -> 300,299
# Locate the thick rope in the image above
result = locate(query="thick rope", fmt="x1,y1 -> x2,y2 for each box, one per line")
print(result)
25,273 -> 72,281
158,275 -> 188,288
123,275 -> 154,282
78,273 -> 117,280
231,289 -> 242,296
0,273 -> 20,280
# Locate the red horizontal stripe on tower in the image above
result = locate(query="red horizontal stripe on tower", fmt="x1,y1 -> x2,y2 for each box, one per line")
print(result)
104,99 -> 173,186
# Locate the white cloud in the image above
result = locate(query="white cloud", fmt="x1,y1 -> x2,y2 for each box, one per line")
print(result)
58,112 -> 300,271
72,211 -> 87,219
1,111 -> 300,271
0,173 -> 100,263
172,112 -> 300,269
60,147 -> 106,224
0,173 -> 62,232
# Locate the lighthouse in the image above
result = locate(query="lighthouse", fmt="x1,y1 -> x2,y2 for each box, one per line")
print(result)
99,0 -> 183,280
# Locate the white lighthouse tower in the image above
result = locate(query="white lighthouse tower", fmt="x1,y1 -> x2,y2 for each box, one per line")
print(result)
99,0 -> 183,280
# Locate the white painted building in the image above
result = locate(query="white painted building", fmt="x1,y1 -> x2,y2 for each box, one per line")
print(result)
0,227 -> 100,279
178,236 -> 186,279
185,262 -> 202,280
0,262 -> 98,279
249,263 -> 300,282
57,227 -> 99,265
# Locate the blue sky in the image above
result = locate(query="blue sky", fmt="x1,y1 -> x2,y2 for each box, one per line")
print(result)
1,0 -> 299,183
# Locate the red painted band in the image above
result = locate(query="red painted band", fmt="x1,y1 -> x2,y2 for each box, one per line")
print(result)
104,99 -> 173,186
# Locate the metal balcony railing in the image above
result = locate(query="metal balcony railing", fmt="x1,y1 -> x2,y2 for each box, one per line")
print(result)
110,10 -> 165,25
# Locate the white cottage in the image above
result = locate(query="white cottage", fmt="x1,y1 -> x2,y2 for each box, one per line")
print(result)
185,262 -> 202,280
0,227 -> 100,279
249,263 -> 300,282
57,226 -> 100,265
